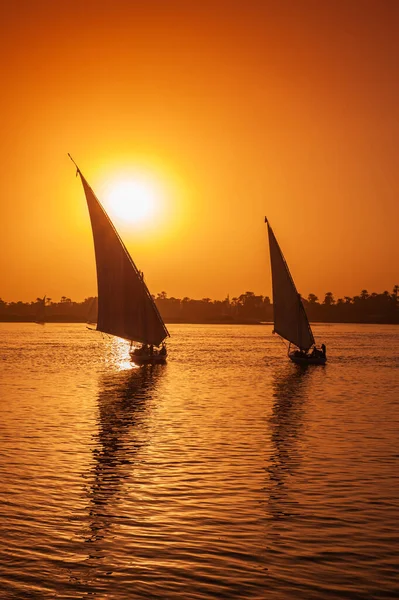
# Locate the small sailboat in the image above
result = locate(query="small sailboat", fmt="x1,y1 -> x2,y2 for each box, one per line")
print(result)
265,217 -> 326,365
35,295 -> 46,324
70,155 -> 169,364
86,297 -> 98,325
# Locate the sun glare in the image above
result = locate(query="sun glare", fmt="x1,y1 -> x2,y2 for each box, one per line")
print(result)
104,179 -> 157,224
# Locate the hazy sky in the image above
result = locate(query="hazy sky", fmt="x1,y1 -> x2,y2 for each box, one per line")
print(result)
1,0 -> 398,302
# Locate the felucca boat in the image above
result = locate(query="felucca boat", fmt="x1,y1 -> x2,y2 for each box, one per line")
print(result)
70,155 -> 169,364
265,217 -> 326,365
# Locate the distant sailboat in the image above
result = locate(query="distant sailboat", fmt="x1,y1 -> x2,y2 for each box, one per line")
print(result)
86,297 -> 97,325
265,218 -> 326,365
35,295 -> 46,324
69,155 -> 169,364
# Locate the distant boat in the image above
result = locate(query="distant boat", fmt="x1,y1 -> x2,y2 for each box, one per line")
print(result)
69,155 -> 169,364
265,218 -> 326,365
86,297 -> 97,325
35,295 -> 46,324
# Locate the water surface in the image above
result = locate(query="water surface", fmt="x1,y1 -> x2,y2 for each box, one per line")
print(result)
0,323 -> 398,599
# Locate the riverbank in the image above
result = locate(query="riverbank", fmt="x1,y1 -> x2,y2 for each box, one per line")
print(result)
0,317 -> 398,325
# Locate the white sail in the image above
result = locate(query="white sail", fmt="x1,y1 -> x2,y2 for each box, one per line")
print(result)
266,219 -> 314,350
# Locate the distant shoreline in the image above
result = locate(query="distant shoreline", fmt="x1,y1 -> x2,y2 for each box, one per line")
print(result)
2,288 -> 398,325
0,317 -> 266,325
0,318 -> 398,325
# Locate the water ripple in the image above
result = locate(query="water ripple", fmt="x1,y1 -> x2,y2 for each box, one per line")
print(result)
0,323 -> 398,598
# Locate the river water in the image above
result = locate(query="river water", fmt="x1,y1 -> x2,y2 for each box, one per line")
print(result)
0,323 -> 398,599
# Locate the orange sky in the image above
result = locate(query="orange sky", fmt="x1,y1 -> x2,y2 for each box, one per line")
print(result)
1,0 -> 398,303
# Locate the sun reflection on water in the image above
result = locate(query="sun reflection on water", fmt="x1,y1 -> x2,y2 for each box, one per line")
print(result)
104,336 -> 138,371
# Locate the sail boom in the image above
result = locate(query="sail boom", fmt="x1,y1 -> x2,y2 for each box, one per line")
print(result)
96,325 -> 165,346
274,329 -> 314,351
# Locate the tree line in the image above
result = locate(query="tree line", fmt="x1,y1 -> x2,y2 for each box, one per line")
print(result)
0,286 -> 398,323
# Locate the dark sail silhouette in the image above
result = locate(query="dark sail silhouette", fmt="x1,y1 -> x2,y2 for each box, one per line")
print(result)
265,218 -> 326,364
70,155 -> 169,347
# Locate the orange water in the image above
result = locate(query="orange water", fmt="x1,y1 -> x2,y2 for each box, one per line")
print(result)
0,323 -> 398,599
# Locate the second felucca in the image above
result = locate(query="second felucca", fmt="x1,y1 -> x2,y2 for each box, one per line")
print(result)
265,217 -> 326,365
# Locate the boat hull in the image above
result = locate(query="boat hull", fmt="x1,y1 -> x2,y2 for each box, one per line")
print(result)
289,353 -> 326,365
130,353 -> 167,365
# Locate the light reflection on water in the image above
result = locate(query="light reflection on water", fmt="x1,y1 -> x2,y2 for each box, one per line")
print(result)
74,367 -> 162,596
105,336 -> 136,371
0,323 -> 398,599
267,366 -> 310,520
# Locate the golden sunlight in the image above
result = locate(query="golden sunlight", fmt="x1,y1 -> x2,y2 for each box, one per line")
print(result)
104,178 -> 157,224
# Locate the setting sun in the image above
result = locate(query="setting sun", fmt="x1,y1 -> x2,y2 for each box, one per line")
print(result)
104,178 -> 157,224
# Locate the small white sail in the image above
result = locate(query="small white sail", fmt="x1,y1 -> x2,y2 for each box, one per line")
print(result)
86,297 -> 97,324
266,219 -> 314,351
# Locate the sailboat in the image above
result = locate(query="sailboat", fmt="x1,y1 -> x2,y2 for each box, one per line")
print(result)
86,297 -> 97,325
69,155 -> 169,364
35,295 -> 46,324
265,217 -> 326,365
